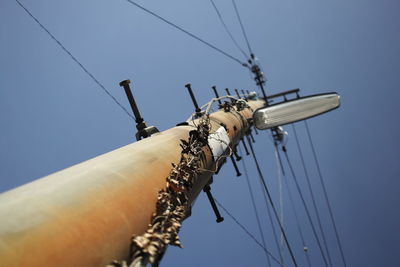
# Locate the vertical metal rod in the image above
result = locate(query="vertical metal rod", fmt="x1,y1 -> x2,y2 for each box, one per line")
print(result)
234,88 -> 241,98
241,89 -> 248,100
225,88 -> 235,103
230,156 -> 242,176
249,130 -> 256,143
241,138 -> 250,155
203,185 -> 224,223
233,146 -> 242,161
258,80 -> 268,101
119,80 -> 143,123
212,86 -> 222,104
254,127 -> 259,135
225,88 -> 232,96
185,83 -> 201,113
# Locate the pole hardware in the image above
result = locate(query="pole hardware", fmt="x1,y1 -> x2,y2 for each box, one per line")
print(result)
225,88 -> 236,103
271,126 -> 287,145
266,88 -> 300,102
248,129 -> 256,143
119,80 -> 159,141
240,138 -> 250,155
233,145 -> 242,161
241,89 -> 248,100
212,86 -> 222,105
253,127 -> 259,135
234,88 -> 241,99
250,63 -> 268,102
203,181 -> 224,223
230,156 -> 242,177
185,83 -> 203,117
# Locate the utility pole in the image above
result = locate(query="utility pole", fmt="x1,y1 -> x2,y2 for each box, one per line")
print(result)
0,90 -> 265,267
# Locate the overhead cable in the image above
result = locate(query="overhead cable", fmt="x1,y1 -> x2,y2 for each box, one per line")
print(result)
292,124 -> 333,266
238,147 -> 272,267
245,136 -> 299,267
124,0 -> 248,67
232,0 -> 254,56
261,181 -> 285,265
274,145 -> 313,267
304,121 -> 348,267
277,145 -> 285,263
214,198 -> 282,266
209,0 -> 249,60
281,146 -> 329,267
15,0 -> 134,120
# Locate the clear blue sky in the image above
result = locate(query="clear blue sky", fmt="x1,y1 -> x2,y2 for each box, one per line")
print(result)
1,0 -> 399,266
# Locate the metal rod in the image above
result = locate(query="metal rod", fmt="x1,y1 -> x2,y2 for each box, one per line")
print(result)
241,138 -> 250,155
119,80 -> 144,123
241,89 -> 248,100
225,88 -> 235,103
185,83 -> 201,113
212,86 -> 222,104
234,88 -> 241,99
233,146 -> 242,161
203,185 -> 224,223
249,130 -> 256,143
230,156 -> 242,176
267,88 -> 300,100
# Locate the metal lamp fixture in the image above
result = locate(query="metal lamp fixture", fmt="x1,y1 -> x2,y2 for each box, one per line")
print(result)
253,93 -> 340,130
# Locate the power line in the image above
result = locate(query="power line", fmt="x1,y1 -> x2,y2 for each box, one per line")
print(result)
15,0 -> 134,120
209,0 -> 249,60
214,198 -> 283,266
245,136 -> 299,267
274,144 -> 312,267
277,144 -> 285,264
261,182 -> 285,265
304,121 -> 348,267
291,124 -> 333,266
123,0 -> 248,67
281,146 -> 329,267
238,146 -> 272,267
247,138 -> 285,266
231,0 -> 254,57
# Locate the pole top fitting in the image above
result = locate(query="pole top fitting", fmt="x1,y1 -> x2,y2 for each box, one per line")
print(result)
119,80 -> 131,87
185,83 -> 191,89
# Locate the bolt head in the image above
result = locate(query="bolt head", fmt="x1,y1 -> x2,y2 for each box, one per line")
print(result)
119,79 -> 131,87
216,217 -> 224,223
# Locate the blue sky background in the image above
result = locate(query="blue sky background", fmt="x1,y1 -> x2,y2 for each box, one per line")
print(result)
1,0 -> 400,266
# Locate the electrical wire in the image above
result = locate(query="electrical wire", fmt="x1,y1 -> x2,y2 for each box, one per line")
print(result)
231,0 -> 254,57
261,183 -> 285,266
277,145 -> 285,264
238,146 -> 272,267
15,0 -> 134,120
281,146 -> 329,267
214,198 -> 283,266
304,121 -> 348,267
209,0 -> 249,60
245,136 -> 299,267
291,124 -> 333,266
274,145 -> 312,267
123,0 -> 248,67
